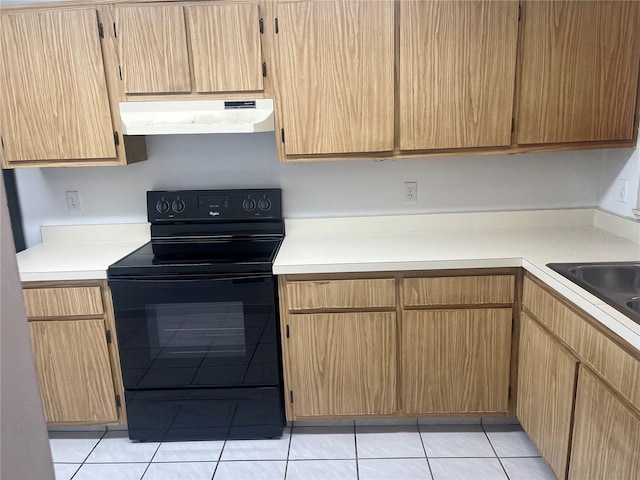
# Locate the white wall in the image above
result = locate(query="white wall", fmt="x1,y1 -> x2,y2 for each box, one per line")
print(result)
597,147 -> 640,218
15,133 -> 605,247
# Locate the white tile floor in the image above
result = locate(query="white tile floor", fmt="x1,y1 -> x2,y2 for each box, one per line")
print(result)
50,421 -> 556,480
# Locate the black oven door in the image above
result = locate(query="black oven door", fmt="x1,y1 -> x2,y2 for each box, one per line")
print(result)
109,274 -> 281,391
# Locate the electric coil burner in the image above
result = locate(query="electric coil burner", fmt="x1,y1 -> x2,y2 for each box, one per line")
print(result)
108,189 -> 285,442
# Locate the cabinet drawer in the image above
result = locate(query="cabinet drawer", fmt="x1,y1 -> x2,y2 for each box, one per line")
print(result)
523,276 -> 640,410
285,279 -> 396,311
402,275 -> 515,307
24,287 -> 104,318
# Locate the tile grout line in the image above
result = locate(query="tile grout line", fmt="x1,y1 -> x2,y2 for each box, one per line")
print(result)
139,437 -> 159,480
353,421 -> 359,480
482,424 -> 511,480
416,423 -> 436,480
68,429 -> 108,479
209,438 -> 226,480
284,423 -> 293,480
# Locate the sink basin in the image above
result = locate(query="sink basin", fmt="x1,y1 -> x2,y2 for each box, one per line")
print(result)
567,264 -> 640,295
626,297 -> 640,314
547,262 -> 640,326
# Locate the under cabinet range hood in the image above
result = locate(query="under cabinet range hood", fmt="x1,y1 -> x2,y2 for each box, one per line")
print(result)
119,99 -> 274,135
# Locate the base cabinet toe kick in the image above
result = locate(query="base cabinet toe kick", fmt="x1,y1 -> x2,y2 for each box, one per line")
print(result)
277,270 -> 640,480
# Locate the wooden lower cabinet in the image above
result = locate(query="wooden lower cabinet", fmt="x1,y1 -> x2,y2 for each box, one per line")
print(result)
517,312 -> 578,480
279,271 -> 517,420
23,281 -> 124,425
402,308 -> 512,414
568,366 -> 640,480
29,319 -> 119,424
286,312 -> 396,417
520,275 -> 640,479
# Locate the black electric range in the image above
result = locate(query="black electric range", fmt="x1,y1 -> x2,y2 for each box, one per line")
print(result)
108,189 -> 285,442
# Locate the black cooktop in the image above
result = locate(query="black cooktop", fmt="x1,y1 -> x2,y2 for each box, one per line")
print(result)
108,238 -> 282,277
108,188 -> 284,277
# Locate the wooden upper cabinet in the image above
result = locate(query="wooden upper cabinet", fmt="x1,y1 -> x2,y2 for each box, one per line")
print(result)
0,9 -> 117,165
186,3 -> 263,93
275,0 -> 395,155
517,1 -> 640,144
399,1 -> 519,150
117,2 -> 263,96
118,5 -> 191,94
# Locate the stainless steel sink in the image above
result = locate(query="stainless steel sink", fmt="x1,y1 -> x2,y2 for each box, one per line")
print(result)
566,264 -> 640,294
626,297 -> 640,314
547,262 -> 640,326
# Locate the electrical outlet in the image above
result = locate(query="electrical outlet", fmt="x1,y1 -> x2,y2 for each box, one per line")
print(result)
66,191 -> 81,212
404,182 -> 417,203
617,179 -> 628,203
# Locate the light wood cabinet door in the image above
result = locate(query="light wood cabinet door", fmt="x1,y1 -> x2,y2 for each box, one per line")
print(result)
118,5 -> 191,94
0,9 -> 117,164
399,1 -> 518,150
186,3 -> 263,93
517,313 -> 578,480
568,366 -> 640,480
402,308 -> 511,414
523,276 -> 640,410
275,0 -> 395,155
286,312 -> 396,417
517,1 -> 640,144
29,319 -> 119,424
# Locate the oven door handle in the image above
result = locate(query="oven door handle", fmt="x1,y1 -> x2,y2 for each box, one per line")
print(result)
108,274 -> 271,284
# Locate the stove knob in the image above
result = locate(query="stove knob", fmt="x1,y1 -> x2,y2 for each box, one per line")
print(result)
258,198 -> 272,211
242,198 -> 256,212
172,200 -> 186,213
156,200 -> 170,213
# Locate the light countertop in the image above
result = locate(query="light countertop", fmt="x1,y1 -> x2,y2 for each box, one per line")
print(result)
16,223 -> 150,282
273,209 -> 640,350
15,211 -> 640,350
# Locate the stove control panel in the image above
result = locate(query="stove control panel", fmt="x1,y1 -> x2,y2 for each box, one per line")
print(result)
148,189 -> 282,223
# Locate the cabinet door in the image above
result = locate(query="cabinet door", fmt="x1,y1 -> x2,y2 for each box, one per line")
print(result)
0,9 -> 116,163
399,1 -> 518,150
186,3 -> 263,93
517,1 -> 640,144
286,312 -> 396,417
517,313 -> 578,480
29,319 -> 119,423
118,5 -> 191,94
569,366 -> 640,480
275,0 -> 395,155
402,309 -> 511,414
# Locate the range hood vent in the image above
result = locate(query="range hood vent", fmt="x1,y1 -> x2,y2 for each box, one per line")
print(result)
119,99 -> 274,135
